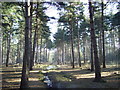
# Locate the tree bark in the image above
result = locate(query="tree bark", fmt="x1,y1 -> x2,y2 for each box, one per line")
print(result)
98,30 -> 103,65
16,40 -> 20,64
20,1 -> 30,88
101,0 -> 106,68
91,41 -> 94,71
77,19 -> 81,67
30,2 -> 38,70
6,35 -> 11,67
39,36 -> 42,63
29,2 -> 33,69
83,46 -> 86,64
45,44 -> 48,62
70,20 -> 75,68
0,30 -> 2,65
62,42 -> 64,65
89,0 -> 102,82
2,41 -> 3,63
35,39 -> 38,63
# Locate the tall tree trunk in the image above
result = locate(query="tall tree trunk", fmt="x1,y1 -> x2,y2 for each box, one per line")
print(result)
101,0 -> 106,68
77,19 -> 81,67
113,30 -> 116,51
2,39 -> 3,64
89,0 -> 102,82
98,30 -> 103,65
117,27 -> 120,62
0,30 -> 2,65
64,43 -> 67,64
35,38 -> 38,63
29,2 -> 33,69
48,50 -> 50,62
62,42 -> 64,65
20,1 -> 30,88
83,46 -> 86,64
118,27 -> 120,49
69,45 -> 72,66
70,20 -> 75,68
91,41 -> 94,71
39,36 -> 42,63
30,2 -> 38,70
45,45 -> 48,62
16,41 -> 20,64
6,35 -> 11,67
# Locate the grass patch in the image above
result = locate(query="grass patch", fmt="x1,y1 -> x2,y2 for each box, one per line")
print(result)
54,74 -> 72,82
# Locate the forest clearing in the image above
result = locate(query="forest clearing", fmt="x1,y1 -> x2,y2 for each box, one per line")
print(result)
0,0 -> 120,89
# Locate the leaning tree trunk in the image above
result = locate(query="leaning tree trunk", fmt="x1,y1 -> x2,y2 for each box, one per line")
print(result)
20,1 -> 31,88
6,35 -> 11,67
89,0 -> 102,82
101,0 -> 106,68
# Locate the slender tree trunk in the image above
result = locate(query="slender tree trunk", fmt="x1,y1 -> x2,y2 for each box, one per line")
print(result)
83,46 -> 86,64
39,36 -> 42,63
91,41 -> 94,71
45,46 -> 47,62
113,30 -> 116,51
64,43 -> 67,64
118,27 -> 120,50
6,35 -> 11,67
20,1 -> 30,88
0,30 -> 2,65
57,48 -> 59,64
69,45 -> 72,66
29,2 -> 33,69
30,2 -> 38,70
77,19 -> 81,67
89,0 -> 102,82
16,41 -> 20,64
98,30 -> 103,65
118,27 -> 120,61
35,39 -> 38,63
101,0 -> 106,68
48,50 -> 50,62
2,39 -> 3,63
70,20 -> 75,68
62,42 -> 64,65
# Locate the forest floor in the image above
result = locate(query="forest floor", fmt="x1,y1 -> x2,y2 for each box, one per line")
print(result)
1,65 -> 47,89
0,64 -> 120,89
46,65 -> 120,88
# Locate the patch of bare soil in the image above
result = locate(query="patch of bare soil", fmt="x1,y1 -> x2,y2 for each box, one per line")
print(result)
47,65 -> 120,88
